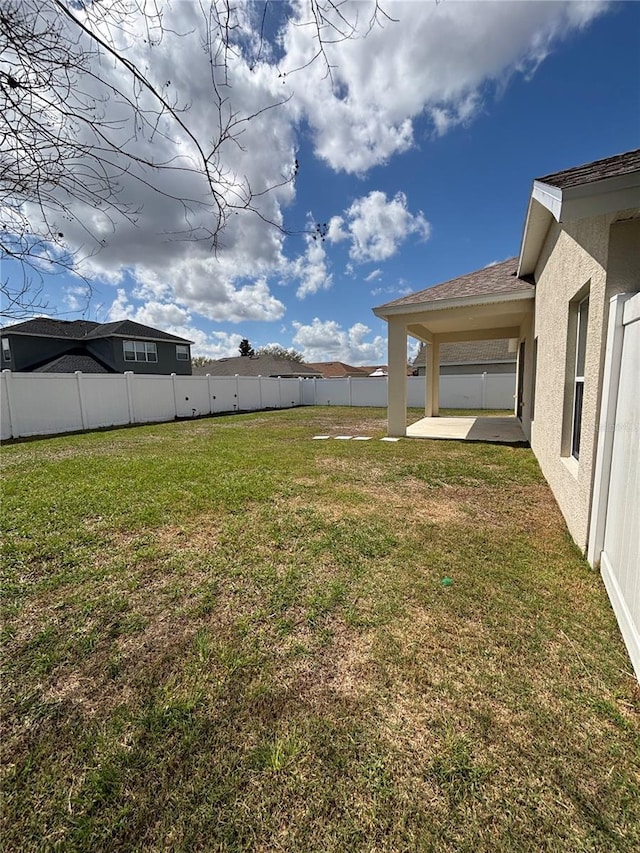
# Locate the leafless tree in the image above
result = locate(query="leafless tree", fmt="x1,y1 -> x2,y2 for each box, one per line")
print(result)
1,0 -> 394,320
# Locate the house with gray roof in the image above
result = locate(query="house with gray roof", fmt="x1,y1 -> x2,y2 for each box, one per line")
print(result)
374,149 -> 640,677
0,318 -> 193,375
412,338 -> 516,377
191,354 -> 321,379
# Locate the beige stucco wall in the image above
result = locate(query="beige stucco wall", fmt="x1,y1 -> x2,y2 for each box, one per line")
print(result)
528,212 -> 640,550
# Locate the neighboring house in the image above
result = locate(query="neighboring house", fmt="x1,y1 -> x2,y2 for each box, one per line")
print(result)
191,355 -> 322,379
412,339 -> 517,376
307,361 -> 371,378
374,149 -> 640,676
0,318 -> 193,375
306,362 -> 406,378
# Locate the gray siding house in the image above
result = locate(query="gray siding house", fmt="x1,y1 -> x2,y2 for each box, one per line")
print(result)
412,339 -> 517,376
0,318 -> 192,375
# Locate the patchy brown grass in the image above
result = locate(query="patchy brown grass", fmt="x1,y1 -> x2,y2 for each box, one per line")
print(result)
1,407 -> 638,852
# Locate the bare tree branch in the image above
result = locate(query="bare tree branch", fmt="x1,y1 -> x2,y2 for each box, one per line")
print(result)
0,0 -> 392,319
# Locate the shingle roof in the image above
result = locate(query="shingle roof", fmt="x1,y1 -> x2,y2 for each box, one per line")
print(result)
307,361 -> 371,378
85,320 -> 191,343
33,352 -> 113,374
1,316 -> 191,343
375,257 -> 533,311
1,318 -> 100,338
413,339 -> 516,368
537,149 -> 640,190
191,355 -> 322,378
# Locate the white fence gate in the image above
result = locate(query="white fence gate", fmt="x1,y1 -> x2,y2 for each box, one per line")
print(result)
589,292 -> 640,679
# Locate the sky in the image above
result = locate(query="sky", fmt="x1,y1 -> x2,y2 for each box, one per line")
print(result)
2,0 -> 639,364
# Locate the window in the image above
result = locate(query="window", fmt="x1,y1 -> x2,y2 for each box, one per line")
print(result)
571,295 -> 589,460
176,344 -> 189,361
1,337 -> 10,362
123,340 -> 158,362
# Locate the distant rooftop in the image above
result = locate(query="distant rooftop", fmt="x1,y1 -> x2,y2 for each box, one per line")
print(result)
536,149 -> 640,190
413,339 -> 516,368
191,355 -> 321,378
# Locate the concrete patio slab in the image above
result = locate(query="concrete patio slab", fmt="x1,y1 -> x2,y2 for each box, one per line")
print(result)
406,416 -> 527,444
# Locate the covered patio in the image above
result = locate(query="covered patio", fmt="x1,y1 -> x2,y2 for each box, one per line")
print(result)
373,258 -> 535,439
407,415 -> 527,444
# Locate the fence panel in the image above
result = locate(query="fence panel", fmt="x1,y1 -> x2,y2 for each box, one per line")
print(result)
174,376 -> 212,418
351,378 -> 387,407
407,377 -> 425,407
301,378 -> 317,405
0,372 -> 12,439
484,374 -> 517,410
81,374 -> 130,429
209,377 -> 238,413
315,378 -> 351,406
2,373 -> 82,437
439,375 -> 483,409
279,378 -> 302,408
237,377 -> 262,411
260,378 -> 281,409
128,374 -> 175,423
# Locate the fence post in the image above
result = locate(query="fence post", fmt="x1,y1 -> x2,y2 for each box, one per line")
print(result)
481,372 -> 487,410
348,376 -> 352,407
125,371 -> 135,424
258,375 -> 263,410
206,375 -> 213,414
75,371 -> 88,429
1,370 -> 14,439
235,374 -> 240,411
171,373 -> 179,419
278,376 -> 283,409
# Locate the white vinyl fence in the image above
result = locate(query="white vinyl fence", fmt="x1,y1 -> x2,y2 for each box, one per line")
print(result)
1,370 -> 515,440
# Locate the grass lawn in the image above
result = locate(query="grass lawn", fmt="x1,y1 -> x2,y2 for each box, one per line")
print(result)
1,407 -> 638,852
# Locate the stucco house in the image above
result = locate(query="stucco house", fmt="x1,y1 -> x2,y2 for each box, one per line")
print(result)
374,149 -> 640,676
0,318 -> 193,375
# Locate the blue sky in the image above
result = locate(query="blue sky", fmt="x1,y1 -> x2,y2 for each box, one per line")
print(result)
3,1 -> 639,363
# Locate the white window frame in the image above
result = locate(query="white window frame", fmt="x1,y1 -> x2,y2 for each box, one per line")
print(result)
123,340 -> 158,363
176,344 -> 190,361
571,294 -> 589,460
1,337 -> 10,362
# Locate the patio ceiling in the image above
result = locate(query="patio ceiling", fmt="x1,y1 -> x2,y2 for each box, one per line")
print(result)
403,296 -> 534,344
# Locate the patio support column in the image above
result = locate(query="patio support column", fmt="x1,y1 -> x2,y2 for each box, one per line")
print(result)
429,339 -> 440,416
387,318 -> 407,436
424,344 -> 433,416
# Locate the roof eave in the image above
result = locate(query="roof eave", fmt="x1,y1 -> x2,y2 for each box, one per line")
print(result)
373,288 -> 534,320
518,171 -> 640,277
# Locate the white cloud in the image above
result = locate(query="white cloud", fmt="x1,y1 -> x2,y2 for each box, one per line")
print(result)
289,232 -> 333,299
328,191 -> 430,262
105,289 -> 243,358
292,317 -> 386,364
365,269 -> 383,282
371,283 -> 413,298
5,0 -> 608,325
281,0 -> 608,172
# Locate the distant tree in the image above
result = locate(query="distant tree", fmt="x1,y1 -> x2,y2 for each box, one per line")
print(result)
256,344 -> 305,363
192,356 -> 216,368
238,338 -> 254,357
